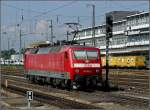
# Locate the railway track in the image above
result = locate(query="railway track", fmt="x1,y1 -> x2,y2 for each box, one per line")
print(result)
1,66 -> 149,95
1,65 -> 149,75
1,78 -> 101,109
1,73 -> 148,110
102,69 -> 149,95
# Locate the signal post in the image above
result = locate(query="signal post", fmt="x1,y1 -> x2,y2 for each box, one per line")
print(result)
104,14 -> 113,91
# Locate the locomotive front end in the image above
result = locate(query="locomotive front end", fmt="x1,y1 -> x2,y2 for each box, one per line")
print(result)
70,48 -> 103,88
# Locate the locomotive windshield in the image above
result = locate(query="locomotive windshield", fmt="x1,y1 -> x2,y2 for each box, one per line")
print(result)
74,50 -> 98,60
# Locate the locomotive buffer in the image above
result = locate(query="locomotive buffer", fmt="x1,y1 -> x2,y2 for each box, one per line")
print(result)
104,14 -> 113,91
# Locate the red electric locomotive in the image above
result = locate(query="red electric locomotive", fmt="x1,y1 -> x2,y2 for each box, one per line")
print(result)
24,44 -> 103,89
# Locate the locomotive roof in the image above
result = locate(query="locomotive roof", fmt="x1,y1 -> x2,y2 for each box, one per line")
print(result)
25,45 -> 99,54
27,44 -> 99,49
63,45 -> 99,49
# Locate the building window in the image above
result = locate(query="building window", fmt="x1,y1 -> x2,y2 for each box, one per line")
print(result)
96,38 -> 105,46
95,29 -> 99,35
80,31 -> 85,37
146,16 -> 149,23
98,27 -> 105,34
86,30 -> 92,36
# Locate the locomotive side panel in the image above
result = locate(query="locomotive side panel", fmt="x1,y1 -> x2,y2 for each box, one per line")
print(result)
25,52 -> 70,79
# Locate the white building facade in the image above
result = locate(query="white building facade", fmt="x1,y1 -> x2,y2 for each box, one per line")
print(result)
74,11 -> 149,56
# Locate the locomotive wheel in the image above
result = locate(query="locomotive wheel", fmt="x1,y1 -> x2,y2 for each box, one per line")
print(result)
28,75 -> 35,83
56,79 -> 62,88
66,80 -> 72,90
37,77 -> 44,85
31,76 -> 36,83
34,76 -> 39,84
60,79 -> 66,89
27,75 -> 31,82
49,78 -> 54,85
52,78 -> 57,88
38,79 -> 43,85
92,79 -> 97,86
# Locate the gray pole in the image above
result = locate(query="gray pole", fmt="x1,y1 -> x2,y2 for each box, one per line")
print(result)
46,23 -> 49,41
148,0 -> 150,109
18,11 -> 23,62
0,34 -> 1,108
7,37 -> 10,50
92,5 -> 96,47
50,20 -> 53,44
23,41 -> 25,48
28,100 -> 31,108
19,29 -> 22,60
77,16 -> 80,24
87,4 -> 96,47
67,31 -> 69,41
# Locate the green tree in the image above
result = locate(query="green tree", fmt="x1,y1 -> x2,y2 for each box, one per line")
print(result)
9,48 -> 16,55
1,50 -> 9,59
1,48 -> 16,60
21,48 -> 25,54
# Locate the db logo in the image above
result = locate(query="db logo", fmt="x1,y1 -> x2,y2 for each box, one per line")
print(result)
85,60 -> 89,63
86,64 -> 92,67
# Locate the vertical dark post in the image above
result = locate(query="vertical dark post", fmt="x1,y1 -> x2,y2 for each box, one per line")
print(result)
148,2 -> 150,109
7,37 -> 10,50
105,36 -> 110,91
19,29 -> 22,64
19,29 -> 22,53
46,23 -> 49,41
23,41 -> 25,48
56,15 -> 59,24
77,16 -> 80,24
67,31 -> 69,41
50,20 -> 53,44
105,14 -> 113,91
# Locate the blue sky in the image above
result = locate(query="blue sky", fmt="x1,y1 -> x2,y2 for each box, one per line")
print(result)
1,1 -> 149,51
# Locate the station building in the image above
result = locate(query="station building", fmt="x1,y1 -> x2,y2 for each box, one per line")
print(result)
74,11 -> 149,62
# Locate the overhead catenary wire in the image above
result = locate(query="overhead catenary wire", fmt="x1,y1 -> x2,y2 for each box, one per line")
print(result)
1,1 -> 148,42
111,2 -> 148,11
2,3 -> 43,14
2,1 -> 148,31
2,1 -> 78,29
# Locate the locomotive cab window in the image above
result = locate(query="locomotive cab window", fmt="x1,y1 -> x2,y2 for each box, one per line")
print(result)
26,48 -> 38,54
87,51 -> 98,59
73,50 -> 98,60
37,47 -> 50,54
74,50 -> 87,59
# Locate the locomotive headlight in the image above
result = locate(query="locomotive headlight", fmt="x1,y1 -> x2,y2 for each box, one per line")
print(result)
75,69 -> 80,73
96,69 -> 100,73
